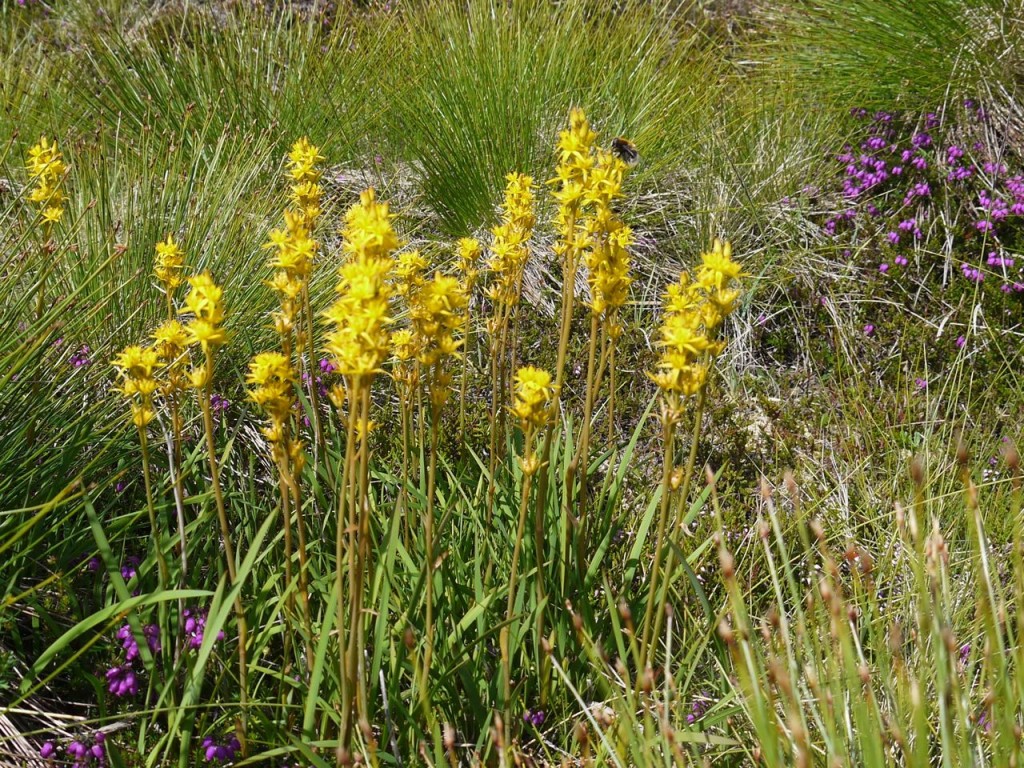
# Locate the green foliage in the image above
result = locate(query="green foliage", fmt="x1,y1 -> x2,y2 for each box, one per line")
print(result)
2,0 -> 1024,766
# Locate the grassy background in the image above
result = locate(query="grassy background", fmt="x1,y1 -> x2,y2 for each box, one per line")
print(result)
2,0 -> 1024,765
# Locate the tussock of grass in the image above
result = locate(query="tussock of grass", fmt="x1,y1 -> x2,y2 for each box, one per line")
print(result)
2,0 -> 1024,766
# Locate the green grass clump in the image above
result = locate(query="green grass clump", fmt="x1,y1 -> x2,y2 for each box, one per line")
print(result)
3,0 -> 1024,766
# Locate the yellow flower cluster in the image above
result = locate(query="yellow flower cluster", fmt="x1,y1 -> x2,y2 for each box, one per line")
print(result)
26,136 -> 66,225
247,352 -> 301,461
511,366 -> 556,474
583,149 -> 633,336
651,240 -> 742,406
411,275 -> 467,365
457,237 -> 482,292
485,173 -> 535,316
341,187 -> 401,262
410,274 -> 468,409
180,272 -> 228,386
265,210 -> 317,334
394,249 -> 429,300
550,109 -> 598,258
324,189 -> 397,385
510,366 -> 556,430
113,345 -> 161,427
154,234 -> 187,297
151,319 -> 190,395
286,137 -> 325,224
390,327 -> 419,394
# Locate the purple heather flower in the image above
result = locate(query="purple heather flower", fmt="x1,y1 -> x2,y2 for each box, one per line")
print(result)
87,556 -> 101,573
956,335 -> 966,349
898,219 -> 915,232
961,263 -> 984,282
183,608 -> 224,650
863,324 -> 875,335
948,165 -> 973,181
686,693 -> 711,724
523,709 -> 546,727
70,345 -> 92,368
911,155 -> 928,171
894,255 -> 909,266
210,394 -> 230,413
114,480 -> 126,494
915,378 -> 928,391
976,220 -> 994,233
120,556 -> 140,581
202,736 -> 241,763
947,145 -> 964,163
886,231 -> 900,245
911,132 -> 932,148
978,710 -> 992,732
319,358 -> 336,373
106,664 -> 138,697
925,112 -> 940,129
879,263 -> 889,273
40,742 -> 56,759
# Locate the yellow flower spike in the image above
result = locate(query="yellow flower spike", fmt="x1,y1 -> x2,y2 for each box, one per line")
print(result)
26,136 -> 67,224
27,137 -> 64,178
410,273 -> 468,367
649,241 -> 742,400
341,188 -> 401,261
287,137 -> 326,183
510,366 -> 556,431
395,250 -> 429,298
247,351 -> 296,432
457,237 -> 482,275
154,234 -> 187,293
697,239 -> 743,291
180,272 -> 228,353
112,345 -> 162,426
113,345 -> 160,382
324,191 -> 399,379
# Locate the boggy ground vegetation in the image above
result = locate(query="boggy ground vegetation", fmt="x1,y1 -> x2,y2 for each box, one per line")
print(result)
4,1 -> 1024,767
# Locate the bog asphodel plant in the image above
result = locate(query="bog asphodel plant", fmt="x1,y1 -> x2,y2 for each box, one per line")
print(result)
26,136 -> 66,227
246,349 -> 314,679
640,239 -> 743,672
24,137 -> 68,447
322,187 -> 397,762
502,366 -> 555,728
409,270 -> 468,709
111,345 -> 171,668
456,237 -> 483,434
152,236 -> 191,583
179,271 -> 249,753
484,172 -> 535,527
269,138 -> 327,458
569,142 -> 633,564
154,235 -> 186,316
